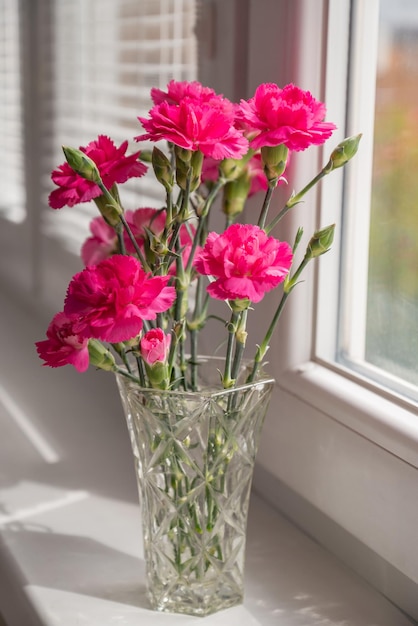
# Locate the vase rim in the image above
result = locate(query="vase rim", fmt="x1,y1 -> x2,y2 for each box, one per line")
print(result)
115,354 -> 275,397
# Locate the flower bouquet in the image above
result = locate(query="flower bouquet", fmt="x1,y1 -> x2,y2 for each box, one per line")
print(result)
36,80 -> 360,616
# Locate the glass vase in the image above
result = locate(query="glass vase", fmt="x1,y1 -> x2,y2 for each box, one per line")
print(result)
115,358 -> 274,617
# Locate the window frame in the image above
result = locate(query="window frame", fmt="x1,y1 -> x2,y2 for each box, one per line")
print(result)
238,0 -> 418,467
264,0 -> 418,466
232,0 -> 418,618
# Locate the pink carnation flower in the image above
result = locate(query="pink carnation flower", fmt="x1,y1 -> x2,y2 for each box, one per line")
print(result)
35,312 -> 90,372
81,209 -> 165,266
135,100 -> 248,160
81,215 -> 118,266
140,327 -> 171,365
64,255 -> 176,343
49,135 -> 147,209
151,80 -> 218,105
124,208 -> 167,254
201,157 -> 220,185
194,224 -> 293,303
150,80 -> 235,116
237,83 -> 336,151
80,208 -> 196,269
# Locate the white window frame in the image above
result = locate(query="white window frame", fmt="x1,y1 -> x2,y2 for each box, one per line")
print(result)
261,0 -> 418,467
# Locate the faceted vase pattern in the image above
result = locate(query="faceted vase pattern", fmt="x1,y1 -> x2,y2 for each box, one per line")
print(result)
116,362 -> 274,617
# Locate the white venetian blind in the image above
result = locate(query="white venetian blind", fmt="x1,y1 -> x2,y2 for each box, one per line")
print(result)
40,0 -> 198,252
0,0 -> 25,223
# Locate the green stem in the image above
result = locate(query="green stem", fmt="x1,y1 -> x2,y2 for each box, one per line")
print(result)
114,366 -> 142,384
111,343 -> 131,373
170,454 -> 184,571
96,181 -> 151,270
179,333 -> 187,391
285,256 -> 311,291
180,170 -> 191,218
257,183 -> 276,229
247,290 -> 290,383
231,308 -> 248,382
116,222 -> 126,255
165,180 -> 190,272
185,179 -> 226,275
175,233 -> 188,389
166,187 -> 173,226
190,329 -> 198,391
189,276 -> 206,390
225,214 -> 234,229
159,187 -> 174,261
223,310 -> 240,388
119,212 -> 150,271
246,244 -> 313,384
206,484 -> 215,532
135,355 -> 147,387
265,169 -> 327,234
142,319 -> 152,333
167,329 -> 179,387
167,276 -> 186,388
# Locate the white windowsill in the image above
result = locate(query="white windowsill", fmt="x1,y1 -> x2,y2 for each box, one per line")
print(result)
0,292 -> 416,626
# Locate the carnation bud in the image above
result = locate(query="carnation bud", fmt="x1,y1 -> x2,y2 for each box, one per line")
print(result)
175,147 -> 203,191
175,147 -> 193,164
230,298 -> 251,313
140,328 -> 171,389
138,149 -> 153,163
219,151 -> 253,181
219,158 -> 243,181
93,193 -> 122,227
323,134 -> 362,173
152,147 -> 174,191
175,162 -> 188,190
306,224 -> 335,259
190,150 -> 204,190
88,339 -> 116,371
292,226 -> 304,253
62,146 -> 102,184
150,238 -> 170,256
222,175 -> 251,217
261,144 -> 288,184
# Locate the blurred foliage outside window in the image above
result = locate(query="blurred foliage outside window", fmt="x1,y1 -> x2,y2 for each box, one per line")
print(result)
366,0 -> 418,386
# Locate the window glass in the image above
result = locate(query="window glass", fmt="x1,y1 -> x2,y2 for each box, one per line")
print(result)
366,0 -> 418,388
336,0 -> 418,401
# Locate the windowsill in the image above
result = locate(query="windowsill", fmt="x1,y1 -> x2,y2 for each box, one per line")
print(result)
0,292 -> 416,626
254,356 -> 418,621
1,489 -> 415,626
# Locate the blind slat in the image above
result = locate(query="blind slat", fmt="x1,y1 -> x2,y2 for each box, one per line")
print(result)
41,0 -> 197,248
0,0 -> 26,223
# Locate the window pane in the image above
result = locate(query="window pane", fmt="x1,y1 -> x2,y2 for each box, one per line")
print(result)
366,0 -> 418,387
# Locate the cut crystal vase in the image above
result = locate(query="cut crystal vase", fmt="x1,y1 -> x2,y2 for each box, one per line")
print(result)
115,358 -> 274,617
